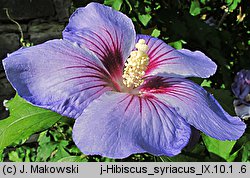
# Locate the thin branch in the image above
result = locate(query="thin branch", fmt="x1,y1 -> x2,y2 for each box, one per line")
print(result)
217,10 -> 229,29
3,8 -> 24,43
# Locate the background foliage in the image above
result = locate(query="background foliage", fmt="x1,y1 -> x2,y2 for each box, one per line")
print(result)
0,0 -> 249,162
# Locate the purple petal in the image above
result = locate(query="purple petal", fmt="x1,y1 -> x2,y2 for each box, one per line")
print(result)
63,3 -> 136,79
140,76 -> 246,140
136,34 -> 217,78
3,39 -> 114,118
73,92 -> 191,158
232,69 -> 250,105
233,99 -> 250,120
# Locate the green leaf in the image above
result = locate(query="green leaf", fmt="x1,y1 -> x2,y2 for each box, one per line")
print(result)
227,0 -> 241,12
201,79 -> 212,87
202,134 -> 237,161
0,150 -> 3,161
200,0 -> 208,5
36,131 -> 57,161
151,29 -> 161,38
8,151 -> 23,162
24,148 -> 31,162
57,156 -> 88,162
168,40 -> 183,50
68,145 -> 81,154
225,0 -> 233,4
104,0 -> 123,10
0,95 -> 62,151
242,141 -> 250,161
138,14 -> 152,26
190,0 -> 201,16
49,141 -> 70,162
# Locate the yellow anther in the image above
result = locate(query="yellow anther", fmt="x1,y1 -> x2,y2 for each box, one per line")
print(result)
122,39 -> 149,88
135,39 -> 148,52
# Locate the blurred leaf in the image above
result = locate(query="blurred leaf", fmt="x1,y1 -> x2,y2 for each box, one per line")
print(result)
36,122 -> 78,162
151,29 -> 161,37
0,95 -> 62,151
0,150 -> 3,161
36,131 -> 57,161
38,131 -> 50,144
201,79 -> 212,87
225,0 -> 233,4
200,0 -> 208,4
227,148 -> 241,162
24,148 -> 31,162
49,141 -> 70,162
242,141 -> 250,161
124,0 -> 132,13
36,131 -> 71,162
8,151 -> 23,162
227,0 -> 241,12
57,156 -> 88,162
190,0 -> 201,16
104,0 -> 123,10
169,40 -> 183,49
202,134 -> 238,161
68,145 -> 81,154
138,14 -> 152,26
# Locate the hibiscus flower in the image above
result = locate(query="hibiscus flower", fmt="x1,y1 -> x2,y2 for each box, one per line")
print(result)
232,69 -> 250,120
3,3 -> 246,158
